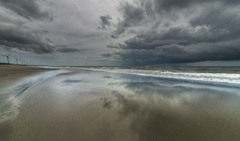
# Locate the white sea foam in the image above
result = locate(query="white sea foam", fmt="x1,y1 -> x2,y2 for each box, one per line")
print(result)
82,68 -> 240,84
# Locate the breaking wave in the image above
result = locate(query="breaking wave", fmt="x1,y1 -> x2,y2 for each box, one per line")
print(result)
82,67 -> 240,85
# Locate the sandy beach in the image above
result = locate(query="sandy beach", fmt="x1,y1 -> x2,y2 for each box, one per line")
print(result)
1,66 -> 240,141
0,65 -> 56,88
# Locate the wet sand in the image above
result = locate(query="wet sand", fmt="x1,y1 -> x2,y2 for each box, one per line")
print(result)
1,68 -> 240,141
0,65 -> 56,88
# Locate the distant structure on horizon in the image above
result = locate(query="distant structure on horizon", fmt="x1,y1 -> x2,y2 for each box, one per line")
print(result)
0,54 -> 38,66
15,57 -> 19,64
2,53 -> 12,64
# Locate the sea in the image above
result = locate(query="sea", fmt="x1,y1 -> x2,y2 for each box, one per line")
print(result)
59,66 -> 240,86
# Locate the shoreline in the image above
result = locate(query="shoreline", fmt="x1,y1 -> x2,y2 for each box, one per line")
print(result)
0,65 -> 57,88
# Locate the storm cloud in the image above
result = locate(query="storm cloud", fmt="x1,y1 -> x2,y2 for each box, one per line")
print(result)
103,0 -> 240,65
0,0 -> 52,21
0,26 -> 55,53
98,15 -> 112,29
111,2 -> 145,38
0,1 -> 82,54
0,0 -> 55,54
154,0 -> 240,12
111,40 -> 240,65
1,0 -> 240,66
57,47 -> 86,53
101,53 -> 112,57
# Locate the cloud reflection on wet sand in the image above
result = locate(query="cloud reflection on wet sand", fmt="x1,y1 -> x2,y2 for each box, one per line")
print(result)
103,88 -> 240,141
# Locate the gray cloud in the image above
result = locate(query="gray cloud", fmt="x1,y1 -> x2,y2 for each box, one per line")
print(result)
0,26 -> 55,53
0,3 -> 84,54
111,27 -> 126,38
111,40 -> 240,65
110,0 -> 240,38
57,47 -> 86,53
154,0 -> 240,12
0,0 -> 55,54
0,24 -> 85,54
111,2 -> 145,38
119,3 -> 145,27
101,53 -> 112,57
1,0 -> 240,65
0,0 -> 52,21
104,0 -> 240,65
189,7 -> 240,34
98,15 -> 112,29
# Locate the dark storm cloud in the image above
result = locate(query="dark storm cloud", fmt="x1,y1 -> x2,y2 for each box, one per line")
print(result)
0,26 -> 55,53
189,7 -> 240,33
119,3 -> 145,27
0,23 -> 84,54
111,40 -> 240,65
0,0 -> 52,21
110,0 -> 240,38
98,15 -> 112,29
0,0 -> 54,54
111,27 -> 125,38
108,34 -> 188,50
107,43 -> 125,49
104,0 -> 240,65
154,0 -> 240,12
0,4 -> 78,54
111,2 -> 145,38
0,25 -> 84,54
112,22 -> 240,50
56,47 -> 86,53
101,53 -> 112,57
154,0 -> 204,12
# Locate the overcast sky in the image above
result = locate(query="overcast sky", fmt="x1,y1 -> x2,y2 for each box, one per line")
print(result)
0,0 -> 240,66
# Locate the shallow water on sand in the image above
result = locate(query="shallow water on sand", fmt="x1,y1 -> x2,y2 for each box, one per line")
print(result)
1,69 -> 240,141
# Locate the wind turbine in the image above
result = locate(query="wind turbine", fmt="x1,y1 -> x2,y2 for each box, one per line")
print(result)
15,57 -> 18,64
3,53 -> 12,64
22,60 -> 25,65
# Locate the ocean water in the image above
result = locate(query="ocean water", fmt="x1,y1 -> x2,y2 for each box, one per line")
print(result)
78,66 -> 240,86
